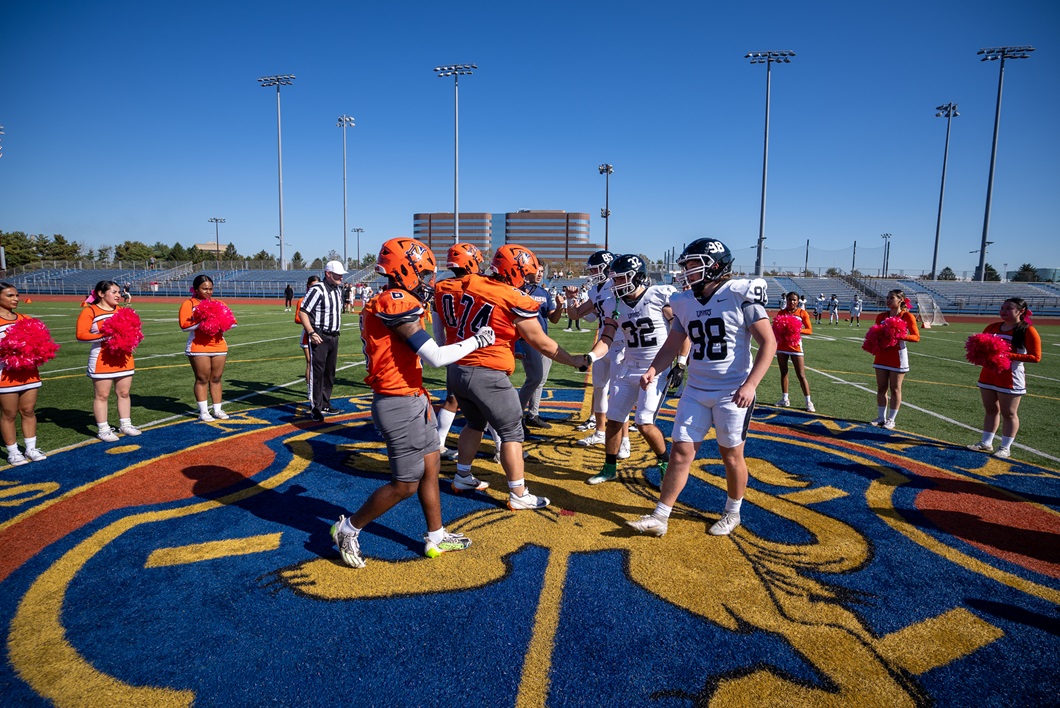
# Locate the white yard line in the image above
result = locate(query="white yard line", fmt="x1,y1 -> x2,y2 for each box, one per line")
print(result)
806,365 -> 1060,464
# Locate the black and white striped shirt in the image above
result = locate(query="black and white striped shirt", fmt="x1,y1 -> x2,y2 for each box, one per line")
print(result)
300,280 -> 343,335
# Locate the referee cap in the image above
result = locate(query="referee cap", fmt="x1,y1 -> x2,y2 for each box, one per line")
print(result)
325,260 -> 348,275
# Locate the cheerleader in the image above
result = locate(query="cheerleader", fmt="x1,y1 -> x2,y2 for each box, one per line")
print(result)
298,275 -> 321,404
968,298 -> 1041,459
180,275 -> 237,421
76,280 -> 139,441
871,289 -> 920,429
774,291 -> 815,412
0,284 -> 49,464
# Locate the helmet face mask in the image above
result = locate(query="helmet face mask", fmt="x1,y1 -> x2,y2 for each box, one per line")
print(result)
446,243 -> 484,274
609,254 -> 647,299
375,238 -> 438,304
584,250 -> 615,286
677,238 -> 733,291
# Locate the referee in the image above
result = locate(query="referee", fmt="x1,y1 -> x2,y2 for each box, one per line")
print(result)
299,260 -> 347,421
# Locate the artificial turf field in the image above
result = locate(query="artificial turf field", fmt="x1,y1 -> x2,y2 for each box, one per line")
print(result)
1,296 -> 1057,706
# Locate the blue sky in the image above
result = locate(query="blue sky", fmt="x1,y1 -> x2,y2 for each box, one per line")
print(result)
2,0 -> 1057,276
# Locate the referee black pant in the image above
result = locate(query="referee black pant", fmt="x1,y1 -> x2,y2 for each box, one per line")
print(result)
308,332 -> 339,412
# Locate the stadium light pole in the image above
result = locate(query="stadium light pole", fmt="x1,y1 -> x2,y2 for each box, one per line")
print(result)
258,74 -> 296,271
337,115 -> 356,266
351,227 -> 364,268
434,63 -> 476,243
0,124 -> 5,159
208,218 -> 225,265
931,103 -> 958,280
746,50 -> 795,278
881,233 -> 892,277
598,164 -> 613,251
976,45 -> 1034,282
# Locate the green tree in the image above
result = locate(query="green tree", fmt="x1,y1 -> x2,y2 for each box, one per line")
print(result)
290,251 -> 306,270
49,234 -> 82,260
97,246 -> 113,264
170,242 -> 189,261
251,250 -> 275,264
1014,263 -> 1039,282
0,231 -> 37,268
983,263 -> 1001,282
222,243 -> 239,260
359,253 -> 377,268
309,257 -> 324,270
151,242 -> 172,260
826,267 -> 842,276
938,266 -> 956,281
113,240 -> 154,262
32,234 -> 51,260
187,245 -> 206,263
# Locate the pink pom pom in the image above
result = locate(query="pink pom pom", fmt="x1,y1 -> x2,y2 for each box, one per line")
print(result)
0,318 -> 60,370
772,314 -> 803,351
862,316 -> 908,354
965,333 -> 1011,374
193,299 -> 236,337
98,308 -> 144,355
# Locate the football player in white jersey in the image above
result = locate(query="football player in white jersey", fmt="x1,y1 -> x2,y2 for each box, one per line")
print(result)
567,250 -> 631,457
585,255 -> 689,485
627,238 -> 777,537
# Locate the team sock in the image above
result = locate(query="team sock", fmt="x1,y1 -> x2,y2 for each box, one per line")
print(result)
427,527 -> 446,545
877,406 -> 887,421
724,497 -> 743,515
981,432 -> 996,446
6,444 -> 18,454
119,418 -> 133,429
1000,436 -> 1015,449
197,400 -> 209,414
25,437 -> 37,451
652,502 -> 673,520
212,403 -> 224,416
436,408 -> 456,448
456,463 -> 472,476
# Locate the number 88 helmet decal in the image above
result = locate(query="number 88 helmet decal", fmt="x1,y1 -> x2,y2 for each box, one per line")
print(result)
610,254 -> 647,299
584,250 -> 615,286
676,238 -> 734,290
375,237 -> 438,303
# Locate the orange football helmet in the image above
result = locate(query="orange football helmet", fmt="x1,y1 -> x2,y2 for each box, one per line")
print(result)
446,243 -> 484,274
374,237 -> 438,303
488,244 -> 539,290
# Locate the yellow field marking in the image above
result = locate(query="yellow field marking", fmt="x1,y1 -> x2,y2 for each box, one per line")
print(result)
144,533 -> 283,568
779,486 -> 849,505
515,550 -> 569,708
0,480 -> 61,507
875,608 -> 1004,676
105,445 -> 141,454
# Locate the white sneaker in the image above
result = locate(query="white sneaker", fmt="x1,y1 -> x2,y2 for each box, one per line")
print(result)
806,401 -> 816,413
709,512 -> 741,536
119,424 -> 142,436
967,441 -> 993,453
994,447 -> 1012,459
618,437 -> 631,459
453,473 -> 488,492
424,532 -> 471,558
439,447 -> 459,461
575,418 -> 596,432
627,514 -> 668,536
869,418 -> 886,427
98,430 -> 119,443
212,410 -> 230,420
330,515 -> 366,568
628,423 -> 638,433
7,450 -> 28,466
26,448 -> 47,462
577,431 -> 605,447
199,412 -> 216,422
882,419 -> 896,430
508,490 -> 550,510
775,398 -> 791,407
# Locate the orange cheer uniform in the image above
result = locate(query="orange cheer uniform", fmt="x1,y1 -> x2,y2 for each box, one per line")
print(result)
76,304 -> 135,379
360,288 -> 428,397
433,276 -> 467,346
179,297 -> 235,356
872,311 -> 920,372
451,274 -> 539,375
977,322 -> 1041,395
295,297 -> 310,349
0,313 -> 44,393
775,307 -> 813,356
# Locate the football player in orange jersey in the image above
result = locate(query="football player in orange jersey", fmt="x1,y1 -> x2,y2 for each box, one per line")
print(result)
330,238 -> 496,568
432,243 -> 485,459
448,244 -> 611,510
